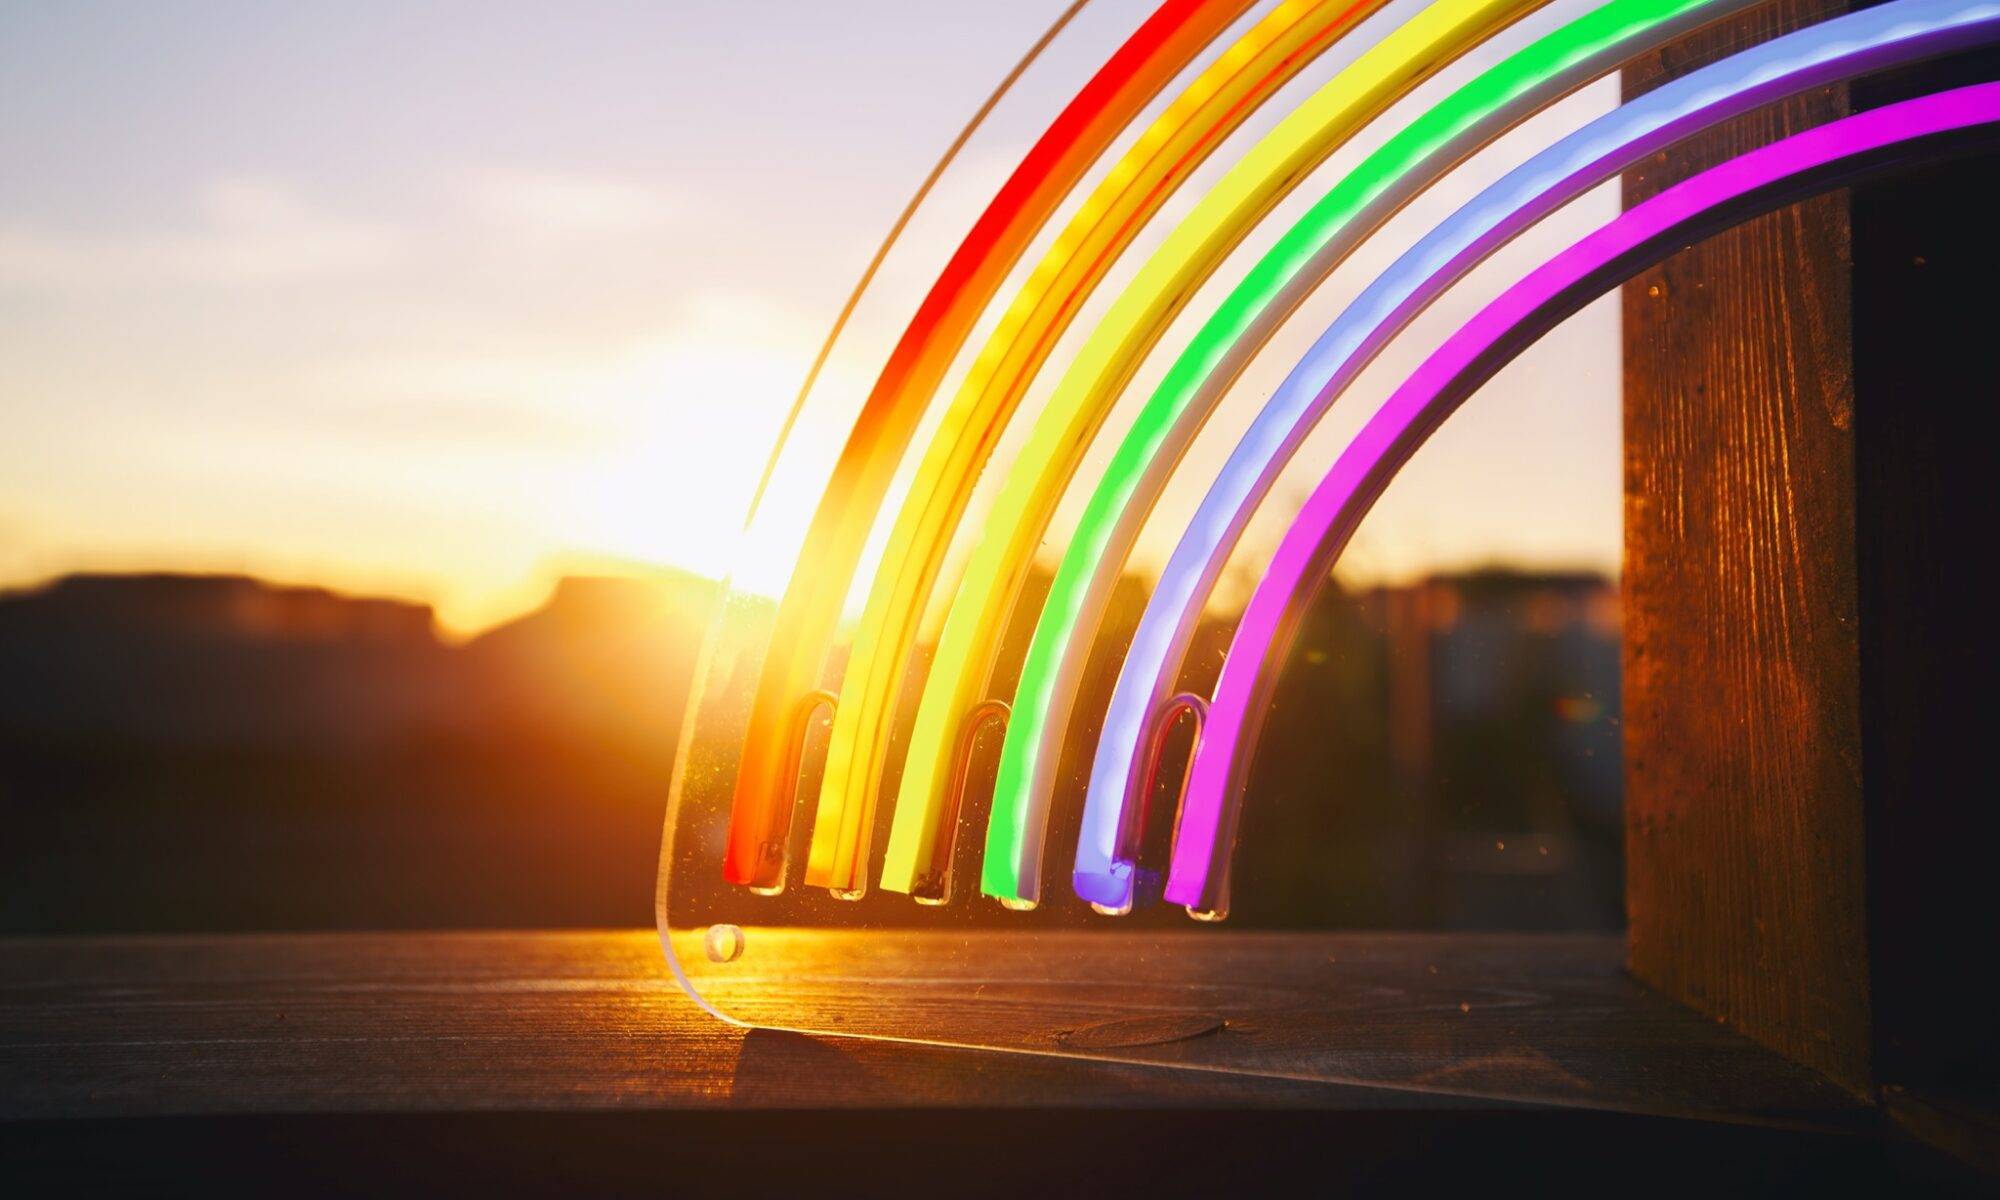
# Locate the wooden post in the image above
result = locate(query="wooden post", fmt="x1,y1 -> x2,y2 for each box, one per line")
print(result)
1623,2 -> 1998,1098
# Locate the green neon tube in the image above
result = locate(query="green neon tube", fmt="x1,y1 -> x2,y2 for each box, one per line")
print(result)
983,0 -> 1762,905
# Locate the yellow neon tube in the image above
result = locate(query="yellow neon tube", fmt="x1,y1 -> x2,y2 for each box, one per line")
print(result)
805,0 -> 1387,894
870,0 -> 1552,897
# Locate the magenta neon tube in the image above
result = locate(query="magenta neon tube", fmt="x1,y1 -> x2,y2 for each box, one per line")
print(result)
1167,81 -> 2000,914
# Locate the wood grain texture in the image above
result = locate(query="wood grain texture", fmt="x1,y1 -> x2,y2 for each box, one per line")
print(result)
1621,0 -> 1872,1094
0,930 -> 1863,1122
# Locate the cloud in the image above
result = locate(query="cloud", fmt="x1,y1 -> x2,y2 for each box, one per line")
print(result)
459,170 -> 674,239
0,176 -> 399,291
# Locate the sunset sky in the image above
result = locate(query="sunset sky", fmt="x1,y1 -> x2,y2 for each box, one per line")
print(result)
1,0 -> 1622,637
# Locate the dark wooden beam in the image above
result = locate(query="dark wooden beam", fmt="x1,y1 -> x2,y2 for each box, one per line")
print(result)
1849,45 -> 2000,1094
1624,2 -> 1999,1097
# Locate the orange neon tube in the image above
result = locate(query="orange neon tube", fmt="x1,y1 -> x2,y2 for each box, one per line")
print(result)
806,0 -> 1390,895
721,0 -> 1252,889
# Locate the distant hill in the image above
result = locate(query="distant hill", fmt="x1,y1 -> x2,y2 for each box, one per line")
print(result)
0,570 -> 717,755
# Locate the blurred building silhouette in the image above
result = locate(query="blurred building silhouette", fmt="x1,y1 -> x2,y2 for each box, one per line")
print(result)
0,571 -> 712,931
0,565 -> 1620,933
1247,571 -> 1621,928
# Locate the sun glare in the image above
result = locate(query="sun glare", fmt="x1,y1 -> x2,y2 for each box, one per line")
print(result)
553,302 -> 859,601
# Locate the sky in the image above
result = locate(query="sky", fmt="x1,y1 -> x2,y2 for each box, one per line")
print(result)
0,0 -> 1622,637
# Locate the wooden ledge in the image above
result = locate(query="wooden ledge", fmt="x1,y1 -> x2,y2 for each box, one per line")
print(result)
0,930 -> 1864,1122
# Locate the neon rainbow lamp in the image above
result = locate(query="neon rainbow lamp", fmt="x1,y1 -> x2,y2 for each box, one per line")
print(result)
658,0 -> 1996,1085
1073,0 -> 2000,912
1165,79 -> 2000,915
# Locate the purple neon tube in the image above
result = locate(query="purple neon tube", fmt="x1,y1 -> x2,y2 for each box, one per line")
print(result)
1167,81 -> 2000,913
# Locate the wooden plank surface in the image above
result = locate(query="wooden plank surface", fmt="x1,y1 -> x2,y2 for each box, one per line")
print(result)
0,930 -> 1862,1121
1621,0 -> 1873,1094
